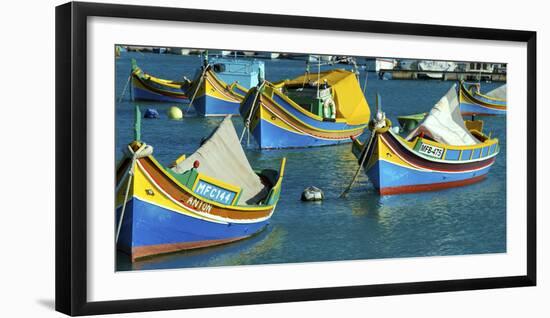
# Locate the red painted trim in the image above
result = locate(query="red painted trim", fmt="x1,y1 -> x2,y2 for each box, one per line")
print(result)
130,235 -> 251,261
133,74 -> 190,99
461,112 -> 498,117
381,132 -> 496,172
379,174 -> 487,195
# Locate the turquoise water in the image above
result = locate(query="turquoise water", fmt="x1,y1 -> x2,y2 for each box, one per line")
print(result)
115,52 -> 506,271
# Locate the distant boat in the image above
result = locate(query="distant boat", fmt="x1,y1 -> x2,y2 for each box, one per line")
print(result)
240,69 -> 370,148
240,51 -> 256,57
397,59 -> 418,71
417,60 -> 457,79
459,81 -> 506,116
288,54 -> 332,63
152,47 -> 168,54
130,57 -> 264,116
375,58 -> 397,72
352,85 -> 499,195
130,59 -> 192,103
116,115 -> 286,262
255,52 -> 280,59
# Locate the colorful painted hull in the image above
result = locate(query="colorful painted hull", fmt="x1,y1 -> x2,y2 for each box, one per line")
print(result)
240,86 -> 368,149
130,64 -> 191,103
459,82 -> 506,116
130,60 -> 247,116
192,70 -> 246,116
116,154 -> 284,261
353,129 -> 499,195
131,77 -> 190,103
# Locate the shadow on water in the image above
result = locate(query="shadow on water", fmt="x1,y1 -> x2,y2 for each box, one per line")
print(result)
118,226 -> 287,271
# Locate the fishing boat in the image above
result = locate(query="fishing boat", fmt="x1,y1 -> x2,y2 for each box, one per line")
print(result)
130,59 -> 193,103
239,69 -> 371,149
130,57 -> 263,116
116,113 -> 286,261
352,85 -> 499,195
417,60 -> 457,79
459,81 -> 507,115
375,58 -> 397,72
255,52 -> 280,59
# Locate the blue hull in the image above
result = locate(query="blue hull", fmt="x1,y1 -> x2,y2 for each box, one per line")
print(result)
460,102 -> 506,116
132,86 -> 189,104
252,118 -> 352,149
367,159 -> 493,194
193,95 -> 241,117
116,198 -> 269,258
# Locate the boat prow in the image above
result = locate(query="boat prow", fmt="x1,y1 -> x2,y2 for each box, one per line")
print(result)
459,80 -> 507,116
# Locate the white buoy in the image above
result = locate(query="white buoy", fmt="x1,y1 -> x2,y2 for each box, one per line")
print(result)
168,106 -> 183,119
301,186 -> 325,202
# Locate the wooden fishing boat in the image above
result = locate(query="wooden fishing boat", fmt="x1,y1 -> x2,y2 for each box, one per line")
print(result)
352,85 -> 499,195
130,58 -> 262,116
239,69 -> 371,149
116,115 -> 286,261
130,59 -> 193,103
459,80 -> 507,116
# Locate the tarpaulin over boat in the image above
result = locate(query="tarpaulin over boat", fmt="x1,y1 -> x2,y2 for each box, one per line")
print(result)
486,84 -> 506,100
279,69 -> 370,125
407,84 -> 480,146
171,116 -> 268,205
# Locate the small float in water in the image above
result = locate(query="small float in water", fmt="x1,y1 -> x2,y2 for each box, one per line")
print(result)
301,186 -> 325,202
239,69 -> 371,149
351,85 -> 499,195
116,111 -> 286,261
459,80 -> 506,116
143,108 -> 160,119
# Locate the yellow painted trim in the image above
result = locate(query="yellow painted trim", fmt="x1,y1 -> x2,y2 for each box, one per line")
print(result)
147,156 -> 276,211
203,70 -> 244,103
191,172 -> 242,206
259,96 -> 367,134
412,135 -> 498,151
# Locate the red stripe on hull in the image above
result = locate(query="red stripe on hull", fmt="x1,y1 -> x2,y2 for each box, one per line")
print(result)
379,174 -> 487,195
129,235 -> 251,261
461,112 -> 498,117
381,133 -> 496,173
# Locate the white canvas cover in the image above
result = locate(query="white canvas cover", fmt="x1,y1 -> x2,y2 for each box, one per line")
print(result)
171,116 -> 267,205
485,84 -> 506,100
406,84 -> 480,146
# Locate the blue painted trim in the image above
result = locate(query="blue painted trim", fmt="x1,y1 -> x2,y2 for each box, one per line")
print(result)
116,197 -> 268,249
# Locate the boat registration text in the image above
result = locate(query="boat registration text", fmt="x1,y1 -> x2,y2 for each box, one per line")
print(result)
418,143 -> 444,159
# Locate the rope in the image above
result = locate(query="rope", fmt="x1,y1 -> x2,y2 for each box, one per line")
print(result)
362,69 -> 368,94
118,73 -> 132,103
339,129 -> 377,198
115,143 -> 150,243
184,64 -> 210,116
239,81 -> 265,144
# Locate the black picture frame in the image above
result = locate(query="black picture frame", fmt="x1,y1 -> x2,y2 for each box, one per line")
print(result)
55,1 -> 537,316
